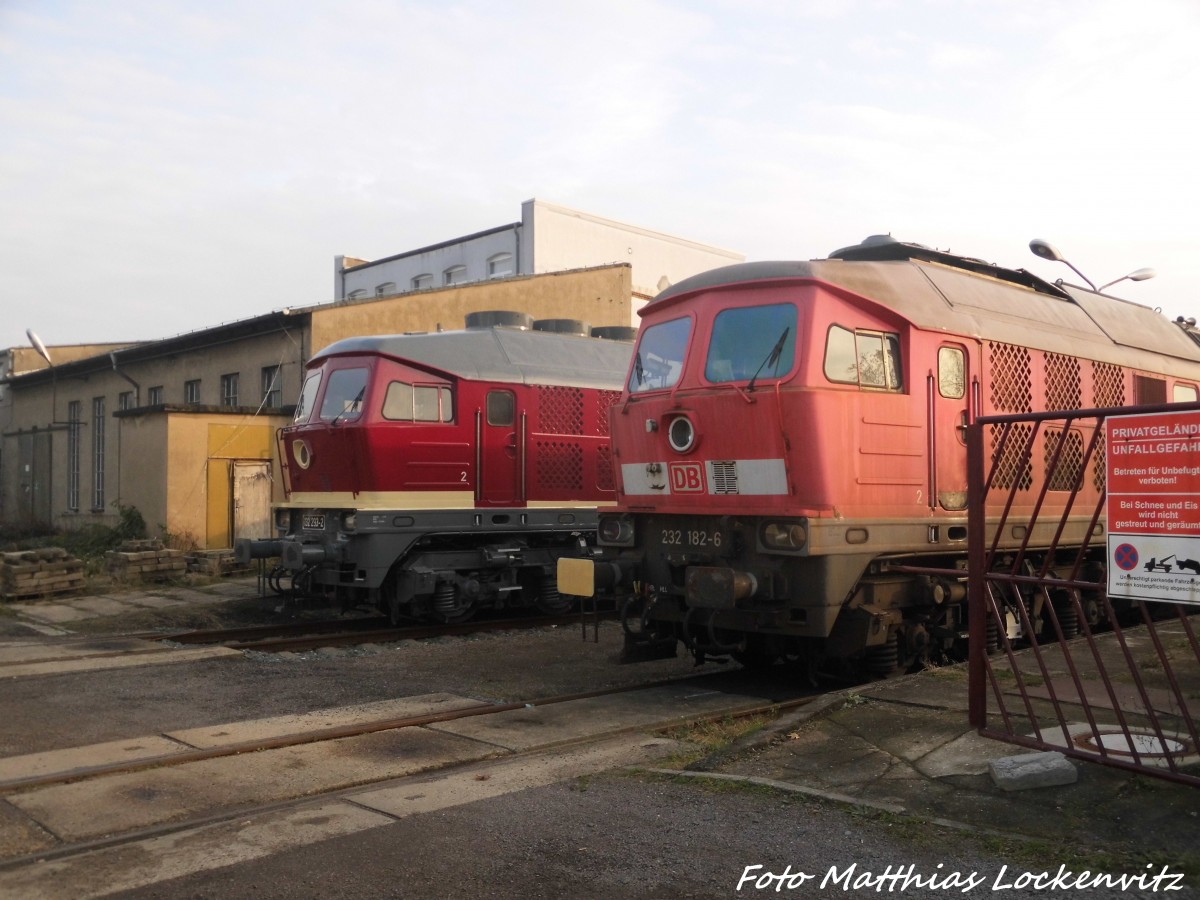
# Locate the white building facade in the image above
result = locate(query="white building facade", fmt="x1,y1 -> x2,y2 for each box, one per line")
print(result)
334,199 -> 744,321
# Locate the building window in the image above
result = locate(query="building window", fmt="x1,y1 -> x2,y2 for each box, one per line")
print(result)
412,274 -> 433,290
184,379 -> 201,404
148,385 -> 164,406
347,289 -> 368,301
67,400 -> 81,512
375,282 -> 396,297
118,391 -> 133,411
221,373 -> 239,407
487,253 -> 514,278
92,397 -> 105,510
443,265 -> 467,286
262,365 -> 282,408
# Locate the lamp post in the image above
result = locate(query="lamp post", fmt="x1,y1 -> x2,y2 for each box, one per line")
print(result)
1029,239 -> 1156,294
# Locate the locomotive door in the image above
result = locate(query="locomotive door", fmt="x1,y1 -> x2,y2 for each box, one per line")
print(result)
479,389 -> 521,506
932,343 -> 970,511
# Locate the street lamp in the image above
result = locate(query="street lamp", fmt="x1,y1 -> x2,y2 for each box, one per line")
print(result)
1029,239 -> 1156,294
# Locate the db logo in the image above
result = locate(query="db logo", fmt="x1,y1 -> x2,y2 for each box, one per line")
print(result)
669,462 -> 706,493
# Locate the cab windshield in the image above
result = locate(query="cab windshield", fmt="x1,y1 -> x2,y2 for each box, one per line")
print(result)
705,303 -> 798,384
319,367 -> 369,422
630,317 -> 691,392
293,372 -> 322,423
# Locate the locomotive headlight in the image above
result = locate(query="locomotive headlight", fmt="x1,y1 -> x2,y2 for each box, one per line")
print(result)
761,521 -> 808,551
274,508 -> 291,530
292,439 -> 313,469
340,511 -> 357,532
598,514 -> 635,547
667,415 -> 696,453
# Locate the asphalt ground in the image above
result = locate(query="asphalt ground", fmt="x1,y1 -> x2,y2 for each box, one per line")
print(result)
1,578 -> 1198,898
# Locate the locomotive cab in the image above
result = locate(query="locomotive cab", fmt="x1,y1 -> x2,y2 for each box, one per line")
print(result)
564,237 -> 1195,679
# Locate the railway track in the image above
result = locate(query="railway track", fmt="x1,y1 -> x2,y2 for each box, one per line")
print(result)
0,674 -> 815,895
150,610 -> 611,653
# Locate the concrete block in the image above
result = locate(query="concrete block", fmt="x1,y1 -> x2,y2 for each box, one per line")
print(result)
988,750 -> 1078,791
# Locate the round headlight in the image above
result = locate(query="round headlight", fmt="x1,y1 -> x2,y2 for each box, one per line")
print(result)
667,415 -> 696,453
598,515 -> 634,546
762,521 -> 808,550
292,439 -> 312,469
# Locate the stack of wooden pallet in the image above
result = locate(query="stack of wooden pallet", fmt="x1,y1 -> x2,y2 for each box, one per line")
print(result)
0,548 -> 88,601
186,548 -> 250,576
105,539 -> 187,580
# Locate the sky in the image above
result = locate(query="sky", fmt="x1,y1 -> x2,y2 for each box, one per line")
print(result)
2,0 -> 1198,352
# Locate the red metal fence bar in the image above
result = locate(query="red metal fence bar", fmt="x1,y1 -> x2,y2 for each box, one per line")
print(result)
967,403 -> 1200,787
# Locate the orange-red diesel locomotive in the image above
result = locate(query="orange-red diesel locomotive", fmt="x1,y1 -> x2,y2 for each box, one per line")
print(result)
559,236 -> 1200,675
237,314 -> 632,623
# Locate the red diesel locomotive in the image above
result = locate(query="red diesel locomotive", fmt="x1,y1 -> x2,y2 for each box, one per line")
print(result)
560,236 -> 1200,675
237,314 -> 632,623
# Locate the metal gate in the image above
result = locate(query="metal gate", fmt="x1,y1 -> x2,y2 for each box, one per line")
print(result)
966,403 -> 1200,786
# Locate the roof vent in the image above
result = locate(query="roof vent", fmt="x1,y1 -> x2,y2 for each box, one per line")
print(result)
590,325 -> 638,342
465,310 -> 533,331
533,318 -> 590,337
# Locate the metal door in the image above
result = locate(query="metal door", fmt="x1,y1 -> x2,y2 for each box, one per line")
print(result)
479,390 -> 521,506
231,460 -> 272,543
932,343 -> 971,511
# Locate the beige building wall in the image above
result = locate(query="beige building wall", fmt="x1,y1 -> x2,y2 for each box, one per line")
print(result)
310,264 -> 633,353
3,264 -> 635,546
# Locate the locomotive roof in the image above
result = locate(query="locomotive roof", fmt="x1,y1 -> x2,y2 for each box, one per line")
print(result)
649,236 -> 1200,376
311,327 -> 632,390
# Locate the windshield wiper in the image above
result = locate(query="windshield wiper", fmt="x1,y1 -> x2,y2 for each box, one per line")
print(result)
330,388 -> 365,426
746,327 -> 790,393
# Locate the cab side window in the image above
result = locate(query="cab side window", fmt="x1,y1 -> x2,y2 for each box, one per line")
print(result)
824,325 -> 903,391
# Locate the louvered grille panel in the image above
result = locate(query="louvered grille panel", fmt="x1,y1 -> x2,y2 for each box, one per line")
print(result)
595,390 -> 621,437
988,343 -> 1032,413
535,441 -> 583,491
1092,361 -> 1125,408
1045,354 -> 1081,412
537,386 -> 584,435
1044,428 -> 1084,492
990,423 -> 1034,491
711,461 -> 738,494
597,445 -> 615,492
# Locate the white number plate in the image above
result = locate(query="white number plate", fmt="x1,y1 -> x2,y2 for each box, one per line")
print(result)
660,528 -> 723,548
302,514 -> 326,530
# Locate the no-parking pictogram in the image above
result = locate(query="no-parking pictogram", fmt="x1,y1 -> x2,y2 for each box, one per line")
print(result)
1113,543 -> 1139,571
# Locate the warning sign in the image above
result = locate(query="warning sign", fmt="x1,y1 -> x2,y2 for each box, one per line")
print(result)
1106,409 -> 1200,605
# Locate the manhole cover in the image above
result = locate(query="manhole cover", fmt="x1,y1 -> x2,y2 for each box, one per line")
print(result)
1075,730 -> 1189,758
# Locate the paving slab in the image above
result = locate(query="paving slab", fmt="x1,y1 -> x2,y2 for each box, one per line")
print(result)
426,683 -> 773,752
0,645 -> 241,678
0,637 -> 164,666
166,692 -> 487,748
6,727 -> 491,844
0,735 -> 187,783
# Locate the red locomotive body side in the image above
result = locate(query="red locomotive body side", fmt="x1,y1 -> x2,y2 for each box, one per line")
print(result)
572,238 -> 1200,675
240,323 -> 632,623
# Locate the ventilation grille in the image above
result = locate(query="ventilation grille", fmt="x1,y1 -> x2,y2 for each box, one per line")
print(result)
535,441 -> 583,491
1045,353 -> 1081,412
597,445 -> 615,492
537,386 -> 584,435
595,390 -> 622,437
1093,362 -> 1125,408
711,461 -> 739,495
1044,428 -> 1084,492
989,343 -> 1032,413
990,423 -> 1033,491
